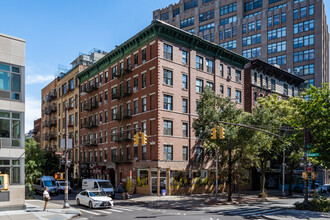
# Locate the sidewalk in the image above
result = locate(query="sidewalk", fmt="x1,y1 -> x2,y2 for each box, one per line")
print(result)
0,200 -> 81,220
126,190 -> 296,209
264,209 -> 330,220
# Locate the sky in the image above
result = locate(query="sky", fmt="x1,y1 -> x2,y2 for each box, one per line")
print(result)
0,0 -> 329,133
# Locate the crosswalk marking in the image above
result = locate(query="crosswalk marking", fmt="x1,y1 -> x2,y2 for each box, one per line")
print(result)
97,210 -> 112,215
254,209 -> 284,217
112,207 -> 133,211
78,209 -> 101,216
240,208 -> 283,216
219,208 -> 261,214
109,208 -> 123,212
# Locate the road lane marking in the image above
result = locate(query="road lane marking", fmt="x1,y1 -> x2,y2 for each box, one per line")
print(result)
254,209 -> 285,217
240,208 -> 283,216
97,210 -> 112,215
109,208 -> 123,212
112,207 -> 133,211
78,209 -> 101,216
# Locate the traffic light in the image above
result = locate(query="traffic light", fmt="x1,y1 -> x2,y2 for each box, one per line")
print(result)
134,133 -> 140,145
211,127 -> 217,139
141,132 -> 147,145
311,172 -> 318,180
0,174 -> 9,191
219,126 -> 225,139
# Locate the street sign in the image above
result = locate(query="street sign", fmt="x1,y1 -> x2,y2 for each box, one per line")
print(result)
55,151 -> 63,155
308,162 -> 313,166
307,167 -> 312,172
307,153 -> 319,157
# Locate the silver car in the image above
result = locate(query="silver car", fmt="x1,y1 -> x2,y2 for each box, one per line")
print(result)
76,190 -> 114,209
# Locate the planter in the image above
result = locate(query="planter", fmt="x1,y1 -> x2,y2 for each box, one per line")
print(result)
136,186 -> 150,195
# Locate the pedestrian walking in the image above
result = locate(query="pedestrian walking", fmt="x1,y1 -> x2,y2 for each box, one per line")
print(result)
43,187 -> 51,211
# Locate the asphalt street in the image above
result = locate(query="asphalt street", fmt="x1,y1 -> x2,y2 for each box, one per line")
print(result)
34,192 -> 302,220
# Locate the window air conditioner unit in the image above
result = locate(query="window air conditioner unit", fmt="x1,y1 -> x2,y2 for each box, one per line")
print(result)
227,75 -> 232,81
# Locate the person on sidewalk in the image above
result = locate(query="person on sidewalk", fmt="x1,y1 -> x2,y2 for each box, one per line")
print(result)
43,187 -> 51,211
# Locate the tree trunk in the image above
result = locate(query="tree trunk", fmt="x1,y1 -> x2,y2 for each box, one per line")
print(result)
228,149 -> 232,202
260,156 -> 267,198
288,163 -> 294,196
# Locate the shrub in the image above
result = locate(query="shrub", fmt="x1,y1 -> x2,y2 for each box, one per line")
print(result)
294,193 -> 330,212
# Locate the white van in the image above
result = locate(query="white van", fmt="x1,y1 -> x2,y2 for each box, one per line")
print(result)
82,179 -> 114,198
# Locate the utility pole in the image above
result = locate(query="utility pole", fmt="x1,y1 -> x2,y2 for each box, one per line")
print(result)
63,104 -> 70,208
303,116 -> 308,203
282,149 -> 285,196
215,147 -> 219,202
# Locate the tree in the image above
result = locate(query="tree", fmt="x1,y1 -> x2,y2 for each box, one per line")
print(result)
25,138 -> 45,198
192,87 -> 253,201
41,150 -> 60,176
249,95 -> 291,197
287,85 -> 330,167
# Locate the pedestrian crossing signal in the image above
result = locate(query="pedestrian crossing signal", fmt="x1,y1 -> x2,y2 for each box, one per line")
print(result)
0,174 -> 9,191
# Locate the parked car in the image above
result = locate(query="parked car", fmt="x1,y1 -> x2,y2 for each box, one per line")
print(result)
76,190 -> 114,209
56,181 -> 72,193
82,179 -> 114,198
315,184 -> 330,193
34,176 -> 59,195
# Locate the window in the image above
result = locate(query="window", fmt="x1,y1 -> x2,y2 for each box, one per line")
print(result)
268,41 -> 286,54
134,53 -> 138,67
173,8 -> 180,17
242,34 -> 261,47
183,147 -> 188,161
142,49 -> 146,63
0,159 -> 21,184
227,67 -> 231,77
134,77 -> 138,91
220,64 -> 224,77
182,74 -> 188,89
267,55 -> 286,66
199,10 -> 214,22
301,7 -> 307,18
219,40 -> 237,50
163,44 -> 173,60
199,22 -> 215,32
227,87 -> 231,98
293,20 -> 314,34
196,79 -> 203,93
206,59 -> 214,73
182,98 -> 188,113
268,27 -> 286,40
235,90 -> 242,103
182,51 -> 187,64
271,79 -> 276,91
182,122 -> 188,137
111,107 -> 117,121
206,81 -> 214,91
268,17 -> 272,26
142,73 -> 146,88
244,0 -> 262,12
293,64 -> 314,76
180,17 -> 195,28
112,66 -> 117,79
248,22 -> 255,32
134,100 -> 138,114
220,3 -> 237,16
163,120 -> 173,136
163,145 -> 173,160
254,92 -> 258,103
104,111 -> 108,122
196,56 -> 203,70
0,64 -> 22,101
273,14 -> 280,25
142,97 -> 146,112
281,13 -> 286,23
220,16 -> 237,26
184,0 -> 198,11
163,94 -> 173,110
220,85 -> 224,95
160,12 -> 169,21
293,9 -> 298,20
224,28 -> 231,39
163,69 -> 173,86
243,47 -> 261,59
105,71 -> 108,83
309,5 -> 314,15
305,79 -> 314,89
235,70 -> 241,82
0,112 -> 21,147
142,146 -> 146,160
283,84 -> 288,96
294,35 -> 314,48
293,49 -> 314,63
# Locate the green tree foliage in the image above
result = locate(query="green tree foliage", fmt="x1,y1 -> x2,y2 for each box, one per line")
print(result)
288,85 -> 330,167
192,87 -> 253,201
41,150 -> 60,176
249,95 -> 291,197
25,138 -> 45,198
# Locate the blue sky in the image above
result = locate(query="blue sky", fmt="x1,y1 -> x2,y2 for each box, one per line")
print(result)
0,0 -> 329,132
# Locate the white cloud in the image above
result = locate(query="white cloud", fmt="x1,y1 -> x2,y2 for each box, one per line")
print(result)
26,74 -> 56,84
25,96 -> 41,133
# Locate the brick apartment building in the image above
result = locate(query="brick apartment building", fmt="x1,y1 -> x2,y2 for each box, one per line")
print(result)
33,118 -> 41,143
153,0 -> 329,88
76,20 -> 303,195
41,50 -> 106,179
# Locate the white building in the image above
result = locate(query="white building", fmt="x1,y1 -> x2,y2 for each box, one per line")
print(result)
0,33 -> 25,210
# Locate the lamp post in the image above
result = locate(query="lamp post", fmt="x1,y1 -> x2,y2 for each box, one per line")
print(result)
63,103 -> 70,208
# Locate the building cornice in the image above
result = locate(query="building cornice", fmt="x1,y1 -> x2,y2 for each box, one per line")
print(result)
77,20 -> 250,83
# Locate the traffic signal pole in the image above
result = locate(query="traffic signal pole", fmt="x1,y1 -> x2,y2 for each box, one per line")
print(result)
215,146 -> 219,202
303,117 -> 308,203
63,104 -> 70,208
